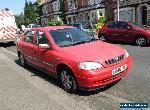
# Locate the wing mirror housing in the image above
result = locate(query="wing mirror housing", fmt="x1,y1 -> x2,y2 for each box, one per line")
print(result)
127,26 -> 132,30
39,44 -> 51,50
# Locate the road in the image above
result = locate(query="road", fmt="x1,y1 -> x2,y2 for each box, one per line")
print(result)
0,42 -> 150,110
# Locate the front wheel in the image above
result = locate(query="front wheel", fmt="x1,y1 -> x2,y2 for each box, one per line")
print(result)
19,53 -> 27,67
135,36 -> 147,46
59,68 -> 77,93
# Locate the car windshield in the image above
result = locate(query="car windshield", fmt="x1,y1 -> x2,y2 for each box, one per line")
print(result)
49,28 -> 96,47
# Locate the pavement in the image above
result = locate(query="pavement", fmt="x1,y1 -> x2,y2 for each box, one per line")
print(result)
0,42 -> 150,110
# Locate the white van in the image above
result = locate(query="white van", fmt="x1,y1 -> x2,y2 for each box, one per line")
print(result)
0,10 -> 17,43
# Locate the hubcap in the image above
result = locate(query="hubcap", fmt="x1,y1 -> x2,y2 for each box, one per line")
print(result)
60,71 -> 73,90
136,37 -> 146,46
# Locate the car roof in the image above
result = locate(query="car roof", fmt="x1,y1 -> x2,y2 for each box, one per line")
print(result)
32,26 -> 75,31
108,20 -> 129,23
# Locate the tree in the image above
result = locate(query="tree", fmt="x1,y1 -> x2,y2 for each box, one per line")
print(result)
24,0 -> 38,25
15,13 -> 25,28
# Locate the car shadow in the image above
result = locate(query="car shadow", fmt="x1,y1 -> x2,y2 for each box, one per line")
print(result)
107,41 -> 150,47
0,42 -> 16,48
75,80 -> 120,96
15,59 -> 60,88
15,59 -> 121,96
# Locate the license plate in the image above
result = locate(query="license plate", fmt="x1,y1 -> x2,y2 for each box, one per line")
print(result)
112,64 -> 127,75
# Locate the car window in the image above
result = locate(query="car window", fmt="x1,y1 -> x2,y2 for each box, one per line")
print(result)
49,28 -> 94,47
107,22 -> 116,28
24,31 -> 35,43
116,22 -> 129,29
36,31 -> 50,45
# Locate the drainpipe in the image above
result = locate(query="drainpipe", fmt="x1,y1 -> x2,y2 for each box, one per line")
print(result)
117,0 -> 120,21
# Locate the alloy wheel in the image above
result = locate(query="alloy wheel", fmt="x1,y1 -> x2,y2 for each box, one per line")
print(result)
60,69 -> 77,92
19,54 -> 26,66
136,37 -> 147,46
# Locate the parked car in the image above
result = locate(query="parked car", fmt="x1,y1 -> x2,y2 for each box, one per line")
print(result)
69,23 -> 95,37
16,26 -> 132,93
21,24 -> 38,32
98,21 -> 150,46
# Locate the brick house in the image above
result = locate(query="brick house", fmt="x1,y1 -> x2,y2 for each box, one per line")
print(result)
65,0 -> 115,27
114,0 -> 150,26
41,0 -> 62,26
40,0 -> 115,26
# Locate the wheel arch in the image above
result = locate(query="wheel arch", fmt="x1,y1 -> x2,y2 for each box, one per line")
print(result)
56,63 -> 75,77
135,34 -> 147,41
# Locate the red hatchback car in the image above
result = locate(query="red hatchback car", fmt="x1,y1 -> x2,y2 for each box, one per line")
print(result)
98,21 -> 150,46
17,26 -> 132,93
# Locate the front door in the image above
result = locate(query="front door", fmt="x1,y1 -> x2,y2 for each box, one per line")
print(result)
35,31 -> 56,75
107,21 -> 118,41
22,31 -> 36,64
115,21 -> 134,42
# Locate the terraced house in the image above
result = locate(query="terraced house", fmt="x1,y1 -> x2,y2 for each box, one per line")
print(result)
40,0 -> 114,26
41,0 -> 62,26
114,0 -> 150,26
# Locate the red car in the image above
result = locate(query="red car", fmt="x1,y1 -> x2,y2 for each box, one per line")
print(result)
16,26 -> 132,93
98,21 -> 150,46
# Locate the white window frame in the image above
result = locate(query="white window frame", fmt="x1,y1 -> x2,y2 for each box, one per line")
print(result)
53,0 -> 60,11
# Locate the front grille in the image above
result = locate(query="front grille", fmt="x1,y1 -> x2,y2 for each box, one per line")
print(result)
105,54 -> 124,65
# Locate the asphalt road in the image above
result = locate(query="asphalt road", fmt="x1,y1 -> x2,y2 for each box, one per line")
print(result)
0,42 -> 150,110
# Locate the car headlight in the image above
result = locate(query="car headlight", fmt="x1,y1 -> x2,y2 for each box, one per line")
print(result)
78,62 -> 103,70
124,49 -> 129,58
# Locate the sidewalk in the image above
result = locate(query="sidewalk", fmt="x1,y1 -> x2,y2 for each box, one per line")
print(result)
0,51 -> 91,110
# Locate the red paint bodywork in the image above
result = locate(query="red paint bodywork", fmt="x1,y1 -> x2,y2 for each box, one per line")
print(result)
99,21 -> 150,44
17,26 -> 132,89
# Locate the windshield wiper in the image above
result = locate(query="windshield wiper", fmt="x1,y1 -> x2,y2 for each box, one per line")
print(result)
71,41 -> 87,46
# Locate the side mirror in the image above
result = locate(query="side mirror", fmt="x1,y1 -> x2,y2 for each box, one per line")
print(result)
127,26 -> 132,30
39,44 -> 51,50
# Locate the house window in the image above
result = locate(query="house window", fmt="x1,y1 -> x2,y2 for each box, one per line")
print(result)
67,17 -> 72,24
73,16 -> 77,23
114,8 -> 134,22
67,0 -> 77,10
42,4 -> 48,14
53,0 -> 60,11
88,0 -> 102,6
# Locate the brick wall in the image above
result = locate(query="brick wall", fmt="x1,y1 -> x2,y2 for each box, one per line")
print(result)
102,0 -> 115,21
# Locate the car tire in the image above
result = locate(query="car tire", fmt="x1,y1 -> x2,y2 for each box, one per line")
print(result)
98,34 -> 107,41
135,36 -> 147,46
59,67 -> 77,93
19,53 -> 27,67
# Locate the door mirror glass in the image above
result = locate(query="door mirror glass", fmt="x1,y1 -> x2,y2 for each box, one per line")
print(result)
39,44 -> 51,50
127,26 -> 132,30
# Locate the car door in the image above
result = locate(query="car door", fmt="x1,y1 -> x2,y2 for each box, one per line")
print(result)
115,21 -> 134,42
106,22 -> 118,41
34,31 -> 56,75
21,30 -> 36,64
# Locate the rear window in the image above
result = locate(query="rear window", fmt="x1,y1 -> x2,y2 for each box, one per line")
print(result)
107,22 -> 116,28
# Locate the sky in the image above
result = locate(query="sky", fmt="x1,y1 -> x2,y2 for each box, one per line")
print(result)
0,0 -> 36,15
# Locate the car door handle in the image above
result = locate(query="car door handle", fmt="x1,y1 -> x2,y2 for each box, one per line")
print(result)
32,50 -> 36,53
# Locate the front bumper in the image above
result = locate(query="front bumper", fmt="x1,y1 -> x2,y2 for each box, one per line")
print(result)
75,56 -> 132,89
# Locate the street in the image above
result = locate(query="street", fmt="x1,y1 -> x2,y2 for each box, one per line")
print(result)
0,42 -> 150,110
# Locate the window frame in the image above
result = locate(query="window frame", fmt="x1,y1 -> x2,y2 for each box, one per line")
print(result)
35,31 -> 50,46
